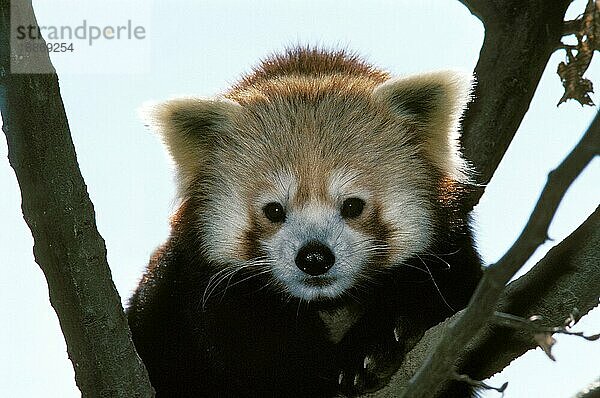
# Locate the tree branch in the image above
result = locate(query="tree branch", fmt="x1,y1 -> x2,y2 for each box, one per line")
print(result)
393,111 -> 599,397
458,0 -> 574,209
462,205 -> 600,380
573,377 -> 600,398
490,312 -> 600,343
0,1 -> 154,396
563,18 -> 583,36
366,205 -> 599,397
456,0 -> 499,22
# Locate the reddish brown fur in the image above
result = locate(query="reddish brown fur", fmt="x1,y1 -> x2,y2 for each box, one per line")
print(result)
293,165 -> 330,207
241,210 -> 270,261
230,47 -> 390,97
179,48 -> 466,271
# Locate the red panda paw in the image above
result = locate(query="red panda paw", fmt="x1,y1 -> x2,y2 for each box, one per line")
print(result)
336,326 -> 406,396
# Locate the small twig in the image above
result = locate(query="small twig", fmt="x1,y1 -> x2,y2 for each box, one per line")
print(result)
452,372 -> 508,394
492,311 -> 600,361
492,311 -> 600,341
555,43 -> 579,51
562,17 -> 583,36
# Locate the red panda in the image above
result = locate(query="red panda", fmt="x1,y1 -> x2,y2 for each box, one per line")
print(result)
127,47 -> 482,397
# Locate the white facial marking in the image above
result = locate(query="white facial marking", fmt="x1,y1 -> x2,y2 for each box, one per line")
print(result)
202,170 -> 298,264
256,170 -> 298,208
255,169 -> 375,301
266,202 -> 371,300
382,189 -> 434,262
201,185 -> 248,264
202,167 -> 435,302
328,169 -> 370,202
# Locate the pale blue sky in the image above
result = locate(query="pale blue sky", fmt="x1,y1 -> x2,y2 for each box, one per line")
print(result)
1,1 -> 598,397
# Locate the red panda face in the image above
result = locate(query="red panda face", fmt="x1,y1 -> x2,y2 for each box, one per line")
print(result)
144,68 -> 472,302
226,168 -> 435,301
186,87 -> 447,301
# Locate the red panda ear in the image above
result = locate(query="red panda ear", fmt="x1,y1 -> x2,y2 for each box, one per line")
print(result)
372,71 -> 474,182
140,97 -> 241,180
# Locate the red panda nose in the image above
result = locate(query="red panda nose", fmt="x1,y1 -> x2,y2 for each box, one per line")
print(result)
295,241 -> 335,276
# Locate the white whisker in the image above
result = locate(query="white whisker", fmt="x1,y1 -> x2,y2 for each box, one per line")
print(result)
415,254 -> 455,312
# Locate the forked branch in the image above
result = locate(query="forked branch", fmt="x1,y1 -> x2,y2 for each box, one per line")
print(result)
393,112 -> 599,397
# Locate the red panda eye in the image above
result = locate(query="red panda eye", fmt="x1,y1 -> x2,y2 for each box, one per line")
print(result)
263,202 -> 286,223
341,197 -> 365,219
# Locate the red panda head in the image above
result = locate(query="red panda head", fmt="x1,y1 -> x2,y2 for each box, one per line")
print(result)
142,66 -> 472,302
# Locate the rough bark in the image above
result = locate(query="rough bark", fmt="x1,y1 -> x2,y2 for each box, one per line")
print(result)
459,0 -> 574,209
0,1 -> 154,396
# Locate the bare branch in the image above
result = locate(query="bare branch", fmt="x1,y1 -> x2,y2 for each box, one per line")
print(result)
490,312 -> 599,361
366,205 -> 599,397
462,205 -> 600,380
491,312 -> 600,342
0,0 -> 154,396
395,111 -> 599,397
563,19 -> 584,36
556,43 -> 580,51
451,372 -> 508,394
